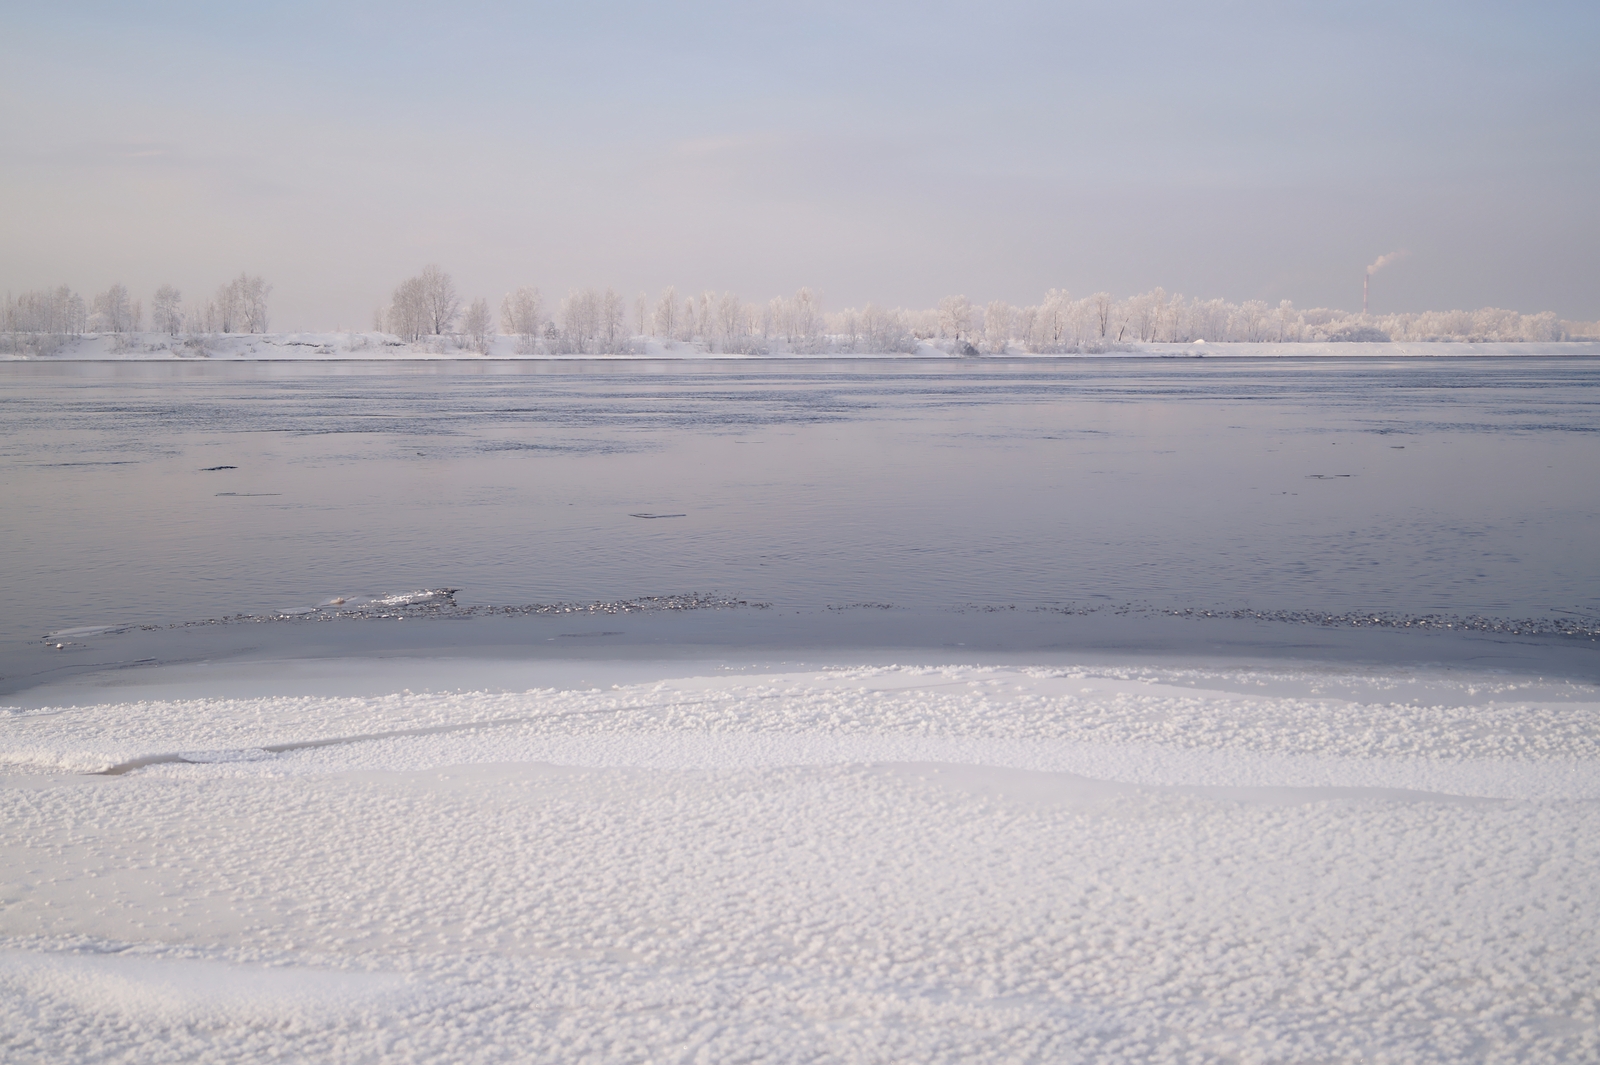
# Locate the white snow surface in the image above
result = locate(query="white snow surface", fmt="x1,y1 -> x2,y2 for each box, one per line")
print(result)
3,660 -> 1598,1062
7,331 -> 1600,360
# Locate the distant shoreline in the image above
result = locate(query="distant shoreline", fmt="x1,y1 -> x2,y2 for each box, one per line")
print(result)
6,332 -> 1600,362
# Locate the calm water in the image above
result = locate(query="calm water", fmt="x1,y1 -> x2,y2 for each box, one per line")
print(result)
2,357 -> 1598,683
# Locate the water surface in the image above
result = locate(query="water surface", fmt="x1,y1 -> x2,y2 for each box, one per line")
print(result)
3,357 -> 1597,687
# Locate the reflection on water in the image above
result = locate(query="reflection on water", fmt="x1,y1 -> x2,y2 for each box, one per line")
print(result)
2,358 -> 1597,660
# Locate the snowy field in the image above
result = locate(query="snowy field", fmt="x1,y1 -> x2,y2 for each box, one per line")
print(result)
6,331 -> 1600,360
4,657 -> 1598,1063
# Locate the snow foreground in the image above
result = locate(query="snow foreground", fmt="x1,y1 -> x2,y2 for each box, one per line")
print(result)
3,661 -> 1597,1062
7,330 -> 1600,361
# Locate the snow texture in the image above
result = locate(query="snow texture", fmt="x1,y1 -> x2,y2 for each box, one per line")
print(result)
3,661 -> 1597,1062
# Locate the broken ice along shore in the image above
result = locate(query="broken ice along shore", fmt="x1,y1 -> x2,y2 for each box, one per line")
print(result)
5,330 -> 1600,361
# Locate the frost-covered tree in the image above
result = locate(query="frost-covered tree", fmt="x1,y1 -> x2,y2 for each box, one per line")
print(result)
462,297 -> 494,353
560,288 -> 600,353
938,295 -> 974,340
1014,305 -> 1038,348
418,265 -> 458,336
386,267 -> 454,341
710,292 -> 755,353
857,303 -> 914,353
789,288 -> 823,351
1029,290 -> 1069,351
1,284 -> 87,354
1090,293 -> 1113,338
387,277 -> 428,340
680,297 -> 697,342
600,288 -> 626,352
203,274 -> 270,333
983,301 -> 1014,353
500,286 -> 543,354
696,292 -> 714,341
92,284 -> 140,333
652,287 -> 678,340
152,285 -> 183,335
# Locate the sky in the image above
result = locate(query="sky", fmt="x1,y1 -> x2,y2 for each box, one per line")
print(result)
2,0 -> 1597,329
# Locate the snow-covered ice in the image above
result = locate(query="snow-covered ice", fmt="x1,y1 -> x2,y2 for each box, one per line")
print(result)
4,660 -> 1597,1062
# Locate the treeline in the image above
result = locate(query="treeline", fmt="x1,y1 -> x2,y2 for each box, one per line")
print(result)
376,268 -> 1576,355
932,292 -> 1571,350
4,267 -> 1587,357
1,274 -> 271,354
375,268 -> 837,355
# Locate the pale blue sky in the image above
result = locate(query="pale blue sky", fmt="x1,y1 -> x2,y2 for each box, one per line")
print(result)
3,1 -> 1596,327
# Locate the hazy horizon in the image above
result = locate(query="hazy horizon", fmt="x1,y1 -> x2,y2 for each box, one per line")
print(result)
4,1 -> 1597,330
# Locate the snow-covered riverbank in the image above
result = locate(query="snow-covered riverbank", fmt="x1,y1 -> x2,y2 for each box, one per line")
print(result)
6,331 -> 1600,360
4,656 -> 1597,1062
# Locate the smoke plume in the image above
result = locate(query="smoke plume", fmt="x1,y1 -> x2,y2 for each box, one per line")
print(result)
1367,250 -> 1408,276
